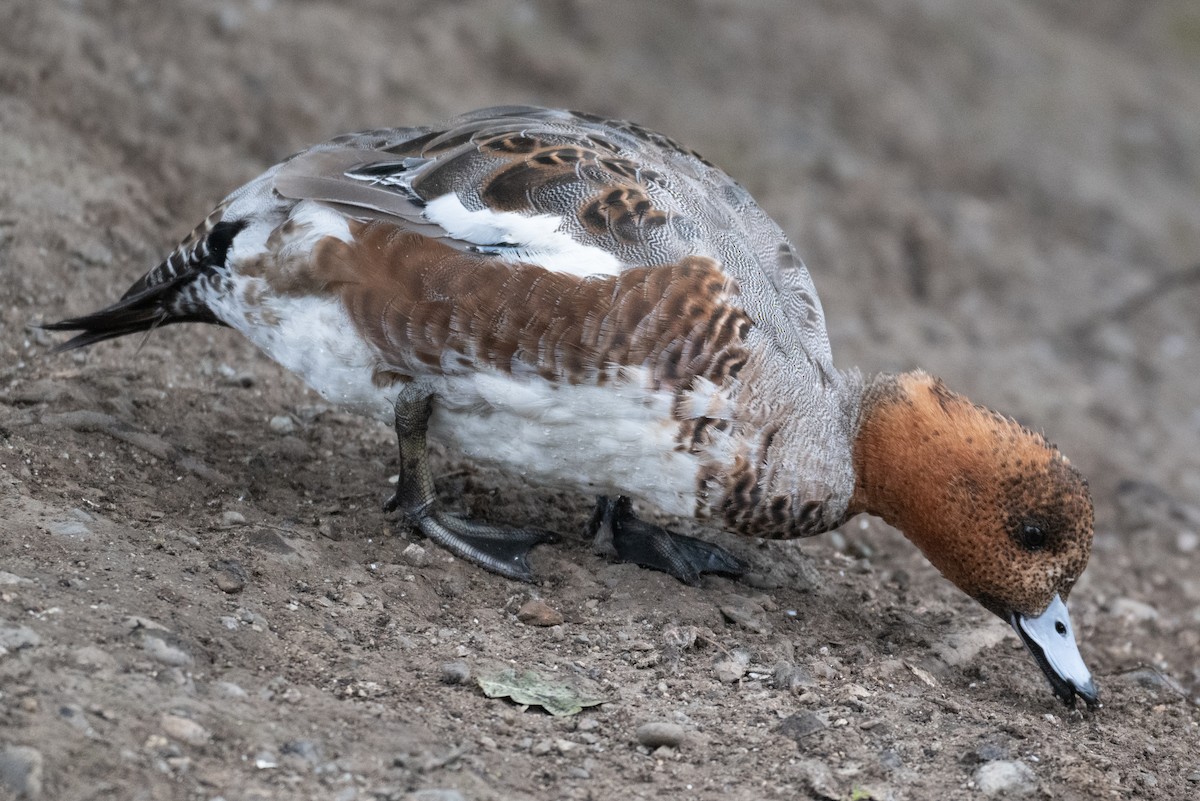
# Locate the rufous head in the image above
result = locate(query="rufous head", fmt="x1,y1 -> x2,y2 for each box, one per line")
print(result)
851,371 -> 1097,707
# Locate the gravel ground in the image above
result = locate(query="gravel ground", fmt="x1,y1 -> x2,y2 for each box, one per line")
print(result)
2,1 -> 1199,799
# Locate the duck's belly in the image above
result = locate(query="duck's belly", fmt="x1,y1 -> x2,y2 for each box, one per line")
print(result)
218,286 -> 702,516
428,370 -> 702,516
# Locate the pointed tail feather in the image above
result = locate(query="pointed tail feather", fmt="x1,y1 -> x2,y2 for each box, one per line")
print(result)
43,216 -> 246,352
41,276 -> 191,352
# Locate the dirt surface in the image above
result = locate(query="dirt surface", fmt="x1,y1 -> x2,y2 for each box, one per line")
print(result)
3,1 -> 1200,799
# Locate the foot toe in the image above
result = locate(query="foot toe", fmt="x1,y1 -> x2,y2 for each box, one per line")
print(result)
414,511 -> 556,582
611,516 -> 743,584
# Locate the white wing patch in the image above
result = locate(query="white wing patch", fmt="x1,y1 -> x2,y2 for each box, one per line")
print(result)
424,193 -> 623,277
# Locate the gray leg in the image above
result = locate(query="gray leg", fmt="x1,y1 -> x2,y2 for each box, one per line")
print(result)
384,389 -> 557,582
587,495 -> 746,584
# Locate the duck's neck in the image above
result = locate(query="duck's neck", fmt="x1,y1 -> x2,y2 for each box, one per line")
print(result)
847,371 -> 987,589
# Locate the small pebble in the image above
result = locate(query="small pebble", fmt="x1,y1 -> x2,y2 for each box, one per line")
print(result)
777,711 -> 827,741
124,615 -> 170,633
439,661 -> 471,685
517,599 -> 564,627
400,543 -> 429,567
1110,597 -> 1159,622
212,560 -> 247,594
46,519 -> 92,539
0,746 -> 43,799
212,681 -> 248,698
220,510 -> 247,527
281,740 -> 322,764
662,625 -> 698,651
143,734 -> 170,753
772,661 -> 815,692
878,749 -> 903,772
236,607 -> 270,630
812,660 -> 839,680
719,595 -> 771,633
0,625 -> 42,651
268,415 -> 296,434
143,635 -> 193,667
636,721 -> 685,749
58,704 -> 97,735
160,714 -> 211,746
0,571 -> 32,586
792,759 -> 838,799
974,760 -> 1036,797
713,651 -> 750,683
967,742 -> 1010,764
72,645 -> 117,670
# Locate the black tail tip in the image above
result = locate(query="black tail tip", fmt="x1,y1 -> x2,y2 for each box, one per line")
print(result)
37,308 -> 169,353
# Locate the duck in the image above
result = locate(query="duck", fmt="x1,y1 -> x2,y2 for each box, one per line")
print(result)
45,105 -> 1097,707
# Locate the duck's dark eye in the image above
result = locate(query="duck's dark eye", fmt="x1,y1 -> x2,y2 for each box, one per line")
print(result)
1055,620 -> 1067,636
1019,522 -> 1047,551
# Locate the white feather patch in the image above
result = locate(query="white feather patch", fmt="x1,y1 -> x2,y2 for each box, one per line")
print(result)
429,368 -> 700,516
283,201 -> 355,252
424,193 -> 623,277
210,278 -> 397,419
224,219 -> 273,265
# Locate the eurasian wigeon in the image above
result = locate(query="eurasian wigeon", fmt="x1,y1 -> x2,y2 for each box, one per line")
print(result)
47,106 -> 1097,706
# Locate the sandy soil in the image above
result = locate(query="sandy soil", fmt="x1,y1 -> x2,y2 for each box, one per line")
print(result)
2,1 -> 1200,799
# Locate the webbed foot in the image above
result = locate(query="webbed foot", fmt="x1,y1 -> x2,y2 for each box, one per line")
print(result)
386,389 -> 557,582
588,495 -> 746,584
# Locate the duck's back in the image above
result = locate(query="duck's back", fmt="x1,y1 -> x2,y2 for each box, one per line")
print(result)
269,107 -> 837,377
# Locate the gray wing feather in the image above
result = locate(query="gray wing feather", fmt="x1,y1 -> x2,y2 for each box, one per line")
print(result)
273,149 -> 445,237
271,108 -> 838,378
